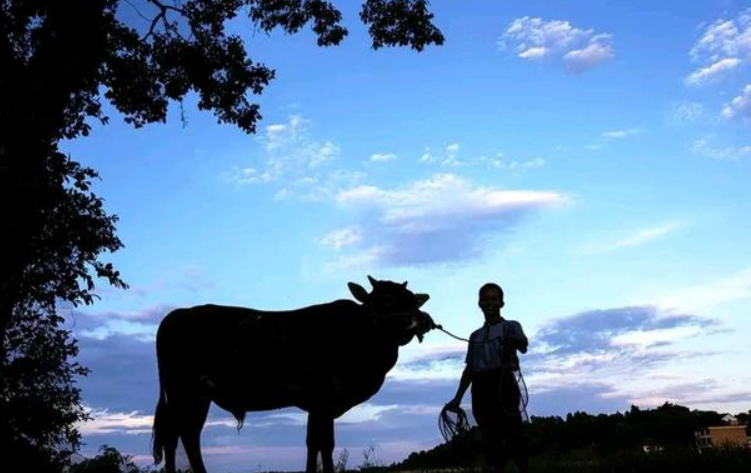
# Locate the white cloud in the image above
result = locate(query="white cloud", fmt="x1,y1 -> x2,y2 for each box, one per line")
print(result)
602,128 -> 640,139
292,169 -> 366,202
563,38 -> 615,73
77,408 -> 191,436
685,57 -> 741,86
684,10 -> 751,122
420,143 -> 462,166
692,138 -> 751,160
500,17 -> 614,73
685,10 -> 751,120
479,155 -> 546,170
689,10 -> 751,64
273,188 -> 290,200
323,246 -> 386,272
519,46 -> 547,58
339,403 -> 400,424
309,141 -> 340,167
257,403 -> 403,426
669,100 -> 705,124
79,409 -> 149,435
231,115 -> 341,185
232,166 -> 273,184
319,226 -> 363,249
580,222 -> 680,254
337,174 -> 563,226
370,153 -> 398,162
655,267 -> 751,312
610,326 -> 703,349
722,83 -> 751,120
329,173 -> 566,266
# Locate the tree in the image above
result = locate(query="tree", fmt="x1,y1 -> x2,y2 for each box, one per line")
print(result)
1,154 -> 123,471
69,445 -> 147,473
2,302 -> 90,472
1,0 -> 443,469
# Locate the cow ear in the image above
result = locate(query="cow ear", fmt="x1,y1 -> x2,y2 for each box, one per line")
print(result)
348,282 -> 370,303
367,275 -> 378,287
401,281 -> 408,288
415,293 -> 430,308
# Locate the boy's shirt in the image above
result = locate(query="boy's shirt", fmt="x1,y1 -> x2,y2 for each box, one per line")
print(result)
465,319 -> 527,373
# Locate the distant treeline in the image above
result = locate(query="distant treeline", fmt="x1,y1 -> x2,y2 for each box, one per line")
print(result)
65,403 -> 751,473
392,402 -> 751,471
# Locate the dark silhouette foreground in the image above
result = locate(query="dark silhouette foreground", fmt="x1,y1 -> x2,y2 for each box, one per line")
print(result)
448,283 -> 529,473
152,276 -> 435,473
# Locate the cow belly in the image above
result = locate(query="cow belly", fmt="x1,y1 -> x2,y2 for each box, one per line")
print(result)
207,372 -> 385,418
209,376 -> 304,413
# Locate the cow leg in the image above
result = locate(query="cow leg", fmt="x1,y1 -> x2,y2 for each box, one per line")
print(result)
306,413 -> 321,473
163,429 -> 179,473
175,396 -> 211,473
307,411 -> 335,473
320,416 -> 335,473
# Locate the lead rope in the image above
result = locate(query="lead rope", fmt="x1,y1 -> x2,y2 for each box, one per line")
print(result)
435,324 -> 529,442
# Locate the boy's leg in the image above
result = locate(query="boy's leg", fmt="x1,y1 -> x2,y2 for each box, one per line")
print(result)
504,414 -> 527,473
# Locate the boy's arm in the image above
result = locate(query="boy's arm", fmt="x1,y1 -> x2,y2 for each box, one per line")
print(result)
507,321 -> 528,354
448,366 -> 472,408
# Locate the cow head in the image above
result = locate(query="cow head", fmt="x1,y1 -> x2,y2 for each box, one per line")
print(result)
348,276 -> 435,345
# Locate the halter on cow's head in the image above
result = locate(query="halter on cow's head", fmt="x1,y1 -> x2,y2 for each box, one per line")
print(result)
348,275 -> 436,345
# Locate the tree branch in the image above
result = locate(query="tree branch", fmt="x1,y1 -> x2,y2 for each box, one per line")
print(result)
142,0 -> 186,41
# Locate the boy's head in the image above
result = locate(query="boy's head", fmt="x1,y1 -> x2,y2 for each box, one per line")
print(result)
478,282 -> 504,316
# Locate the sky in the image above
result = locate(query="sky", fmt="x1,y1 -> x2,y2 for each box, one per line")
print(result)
59,0 -> 751,471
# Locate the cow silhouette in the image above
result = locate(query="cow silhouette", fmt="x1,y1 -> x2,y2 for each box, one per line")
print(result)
152,276 -> 435,473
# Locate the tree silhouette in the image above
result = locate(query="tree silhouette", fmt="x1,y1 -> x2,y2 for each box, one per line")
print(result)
1,1 -> 443,470
1,154 -> 122,471
395,403 -> 735,471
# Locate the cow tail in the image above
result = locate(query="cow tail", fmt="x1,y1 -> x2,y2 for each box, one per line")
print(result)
152,387 -> 169,465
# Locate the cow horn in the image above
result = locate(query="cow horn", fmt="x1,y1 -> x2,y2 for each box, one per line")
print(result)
368,275 -> 377,287
401,281 -> 408,288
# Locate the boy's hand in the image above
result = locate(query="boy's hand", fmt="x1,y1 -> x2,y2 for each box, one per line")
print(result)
445,398 -> 461,410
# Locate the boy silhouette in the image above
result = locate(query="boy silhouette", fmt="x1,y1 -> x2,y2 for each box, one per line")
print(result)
447,283 -> 528,473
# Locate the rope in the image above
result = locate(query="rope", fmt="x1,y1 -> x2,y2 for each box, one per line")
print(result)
436,325 -> 504,344
438,404 -> 471,443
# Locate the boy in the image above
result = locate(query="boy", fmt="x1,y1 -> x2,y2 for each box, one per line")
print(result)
447,283 -> 528,473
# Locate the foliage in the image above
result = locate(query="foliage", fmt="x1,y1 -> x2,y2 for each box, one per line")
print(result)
393,403 -> 741,471
399,428 -> 483,470
14,153 -> 127,308
0,152 -> 125,472
69,446 -> 153,473
529,445 -> 751,473
360,442 -> 384,470
335,447 -> 350,472
1,303 -> 89,469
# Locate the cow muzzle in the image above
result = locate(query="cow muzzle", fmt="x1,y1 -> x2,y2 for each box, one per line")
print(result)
414,310 -> 438,343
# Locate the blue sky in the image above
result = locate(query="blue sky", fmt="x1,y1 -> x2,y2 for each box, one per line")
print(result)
60,0 -> 751,470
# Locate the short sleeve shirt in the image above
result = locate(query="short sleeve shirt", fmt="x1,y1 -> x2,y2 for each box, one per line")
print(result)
465,319 -> 527,373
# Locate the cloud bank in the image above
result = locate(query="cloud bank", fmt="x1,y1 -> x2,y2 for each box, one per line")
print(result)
687,9 -> 751,122
324,173 -> 566,267
231,115 -> 342,186
500,17 -> 614,73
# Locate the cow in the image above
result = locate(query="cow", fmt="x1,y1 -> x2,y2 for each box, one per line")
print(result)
152,276 -> 435,473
